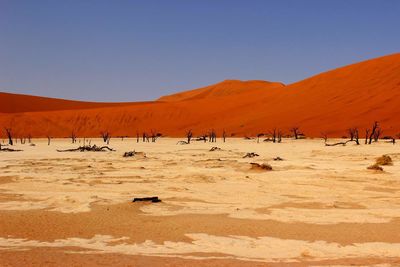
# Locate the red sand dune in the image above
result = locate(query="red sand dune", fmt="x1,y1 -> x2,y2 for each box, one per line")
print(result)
158,80 -> 285,102
0,53 -> 399,138
0,92 -> 141,113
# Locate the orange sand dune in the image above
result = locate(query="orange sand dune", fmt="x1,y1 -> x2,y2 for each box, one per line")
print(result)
0,53 -> 399,138
158,80 -> 285,102
0,92 -> 143,113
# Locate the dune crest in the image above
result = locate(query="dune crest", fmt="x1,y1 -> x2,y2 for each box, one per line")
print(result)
158,80 -> 285,102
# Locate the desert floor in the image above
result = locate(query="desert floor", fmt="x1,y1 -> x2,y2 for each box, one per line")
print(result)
0,138 -> 400,266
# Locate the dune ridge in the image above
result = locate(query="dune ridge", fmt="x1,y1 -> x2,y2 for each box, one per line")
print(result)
0,53 -> 399,138
0,92 -> 143,113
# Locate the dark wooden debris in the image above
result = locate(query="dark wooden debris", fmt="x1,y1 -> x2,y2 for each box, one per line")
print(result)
57,145 -> 115,152
132,196 -> 161,203
243,152 -> 259,158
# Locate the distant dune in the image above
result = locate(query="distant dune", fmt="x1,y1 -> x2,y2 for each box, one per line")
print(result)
0,92 -> 141,113
1,53 -> 399,138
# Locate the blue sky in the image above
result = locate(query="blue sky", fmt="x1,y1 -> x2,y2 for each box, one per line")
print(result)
0,0 -> 399,101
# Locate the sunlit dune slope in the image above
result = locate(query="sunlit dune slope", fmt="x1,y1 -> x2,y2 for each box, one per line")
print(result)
158,80 -> 285,102
0,53 -> 399,138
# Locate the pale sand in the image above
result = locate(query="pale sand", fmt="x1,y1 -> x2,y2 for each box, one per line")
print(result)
1,138 -> 400,266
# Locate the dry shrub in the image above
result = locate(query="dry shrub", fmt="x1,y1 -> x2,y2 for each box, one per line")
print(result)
375,155 -> 393,166
250,163 -> 273,171
367,164 -> 384,171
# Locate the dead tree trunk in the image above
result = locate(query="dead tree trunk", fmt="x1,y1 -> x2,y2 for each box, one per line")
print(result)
47,136 -> 51,145
373,128 -> 381,142
70,131 -> 77,144
100,131 -> 111,144
365,129 -> 369,144
136,132 -> 140,143
348,128 -> 354,141
186,130 -> 193,144
277,130 -> 283,143
150,130 -> 161,142
354,128 -> 360,145
321,132 -> 328,144
348,128 -> 360,145
368,121 -> 379,144
222,130 -> 226,143
5,128 -> 13,145
271,128 -> 277,143
209,129 -> 216,142
291,127 -> 300,139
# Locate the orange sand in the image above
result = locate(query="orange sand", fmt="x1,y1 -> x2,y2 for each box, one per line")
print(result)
1,53 -> 399,138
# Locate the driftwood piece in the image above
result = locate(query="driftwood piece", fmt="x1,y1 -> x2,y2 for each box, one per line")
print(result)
132,196 -> 161,203
0,148 -> 22,152
209,147 -> 221,151
123,151 -> 146,158
243,152 -> 259,158
57,145 -> 115,152
325,140 -> 358,146
250,162 -> 273,171
123,151 -> 135,157
273,157 -> 284,161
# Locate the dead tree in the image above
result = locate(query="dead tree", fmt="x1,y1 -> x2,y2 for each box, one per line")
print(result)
186,129 -> 193,144
28,134 -> 32,143
291,127 -> 300,139
136,132 -> 140,143
373,128 -> 382,142
142,132 -> 149,142
5,128 -> 13,145
348,128 -> 355,141
70,131 -> 77,144
150,130 -> 161,142
209,129 -> 217,143
47,135 -> 51,145
100,131 -> 111,144
365,129 -> 370,144
354,128 -> 360,145
277,130 -> 283,143
270,128 -> 277,143
222,129 -> 226,143
368,121 -> 379,144
348,128 -> 360,145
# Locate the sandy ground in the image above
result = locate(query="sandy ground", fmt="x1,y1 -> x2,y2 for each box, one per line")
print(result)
0,137 -> 400,266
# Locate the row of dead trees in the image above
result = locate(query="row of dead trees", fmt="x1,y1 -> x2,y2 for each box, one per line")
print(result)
185,129 -> 220,144
252,127 -> 305,143
323,121 -> 397,146
136,131 -> 162,143
2,123 -> 400,146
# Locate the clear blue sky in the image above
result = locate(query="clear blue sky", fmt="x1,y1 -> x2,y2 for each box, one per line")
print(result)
1,0 -> 399,102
